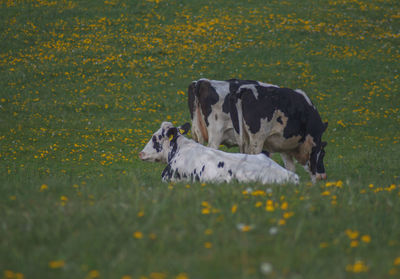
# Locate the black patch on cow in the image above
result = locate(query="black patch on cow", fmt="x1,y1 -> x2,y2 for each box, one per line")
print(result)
261,150 -> 271,157
236,85 -> 326,140
228,169 -> 233,176
196,80 -> 220,126
166,128 -> 179,162
188,81 -> 196,119
218,161 -> 225,168
174,169 -> 181,180
200,165 -> 205,176
161,164 -> 173,180
227,92 -> 240,133
152,135 -> 162,153
222,79 -> 259,115
316,141 -> 327,174
277,116 -> 283,124
227,79 -> 259,94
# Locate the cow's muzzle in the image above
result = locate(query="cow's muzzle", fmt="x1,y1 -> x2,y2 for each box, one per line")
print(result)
316,173 -> 327,180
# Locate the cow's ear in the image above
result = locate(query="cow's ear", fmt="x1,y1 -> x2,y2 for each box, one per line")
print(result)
178,123 -> 191,135
324,122 -> 328,131
166,127 -> 178,141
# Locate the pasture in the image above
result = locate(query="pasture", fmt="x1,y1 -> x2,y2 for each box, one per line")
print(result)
1,0 -> 399,278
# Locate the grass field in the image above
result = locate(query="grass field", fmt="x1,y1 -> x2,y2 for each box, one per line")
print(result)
1,0 -> 399,278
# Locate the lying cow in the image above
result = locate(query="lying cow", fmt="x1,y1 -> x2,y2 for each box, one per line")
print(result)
188,78 -> 277,149
228,84 -> 328,183
139,122 -> 299,185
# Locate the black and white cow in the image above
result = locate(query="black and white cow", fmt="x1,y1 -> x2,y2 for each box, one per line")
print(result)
139,122 -> 299,185
228,84 -> 328,183
188,78 -> 277,149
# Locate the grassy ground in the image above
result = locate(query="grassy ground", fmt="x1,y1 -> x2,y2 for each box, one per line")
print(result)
1,0 -> 399,278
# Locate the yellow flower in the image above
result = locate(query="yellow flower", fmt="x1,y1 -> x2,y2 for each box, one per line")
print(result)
87,270 -> 100,279
237,223 -> 253,232
361,235 -> 371,243
319,242 -> 329,248
345,229 -> 359,240
175,273 -> 189,279
280,201 -> 288,210
204,242 -> 212,248
255,201 -> 263,208
350,240 -> 359,248
394,257 -> 400,266
60,195 -> 68,206
321,190 -> 330,196
346,260 -> 368,273
231,204 -> 237,213
40,184 -> 48,191
49,260 -> 65,269
133,231 -> 143,239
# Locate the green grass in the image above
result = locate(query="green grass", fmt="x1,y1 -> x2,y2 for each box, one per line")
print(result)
1,0 -> 399,278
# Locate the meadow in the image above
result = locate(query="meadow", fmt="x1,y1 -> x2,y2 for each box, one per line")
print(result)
1,0 -> 399,278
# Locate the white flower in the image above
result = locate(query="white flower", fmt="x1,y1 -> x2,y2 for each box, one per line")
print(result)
260,262 -> 273,275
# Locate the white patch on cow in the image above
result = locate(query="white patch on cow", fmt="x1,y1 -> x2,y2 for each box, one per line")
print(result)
294,89 -> 314,108
238,84 -> 259,98
258,82 -> 279,88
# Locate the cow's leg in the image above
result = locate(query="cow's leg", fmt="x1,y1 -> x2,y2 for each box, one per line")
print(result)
247,137 -> 264,154
207,131 -> 223,149
281,153 -> 296,173
303,164 -> 317,184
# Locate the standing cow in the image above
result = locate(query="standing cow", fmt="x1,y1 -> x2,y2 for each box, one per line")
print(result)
228,84 -> 328,183
188,78 -> 277,149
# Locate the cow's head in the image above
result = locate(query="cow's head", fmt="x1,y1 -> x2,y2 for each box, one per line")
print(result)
139,122 -> 190,163
309,122 -> 328,180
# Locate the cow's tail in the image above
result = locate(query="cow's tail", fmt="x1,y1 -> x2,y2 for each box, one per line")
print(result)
189,80 -> 208,143
229,90 -> 245,153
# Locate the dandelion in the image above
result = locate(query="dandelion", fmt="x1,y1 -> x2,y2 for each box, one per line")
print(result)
175,273 -> 189,279
321,190 -> 331,196
319,242 -> 329,248
350,240 -> 359,248
231,204 -> 237,213
60,195 -> 68,206
236,223 -> 253,232
346,260 -> 369,273
48,260 -> 65,269
361,235 -> 371,243
204,242 -> 212,248
345,229 -> 359,240
265,200 -> 275,212
133,231 -> 143,239
394,257 -> 400,266
40,184 -> 48,191
87,270 -> 100,279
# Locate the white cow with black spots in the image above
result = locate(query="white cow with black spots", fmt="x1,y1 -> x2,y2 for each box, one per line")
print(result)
139,122 -> 299,185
